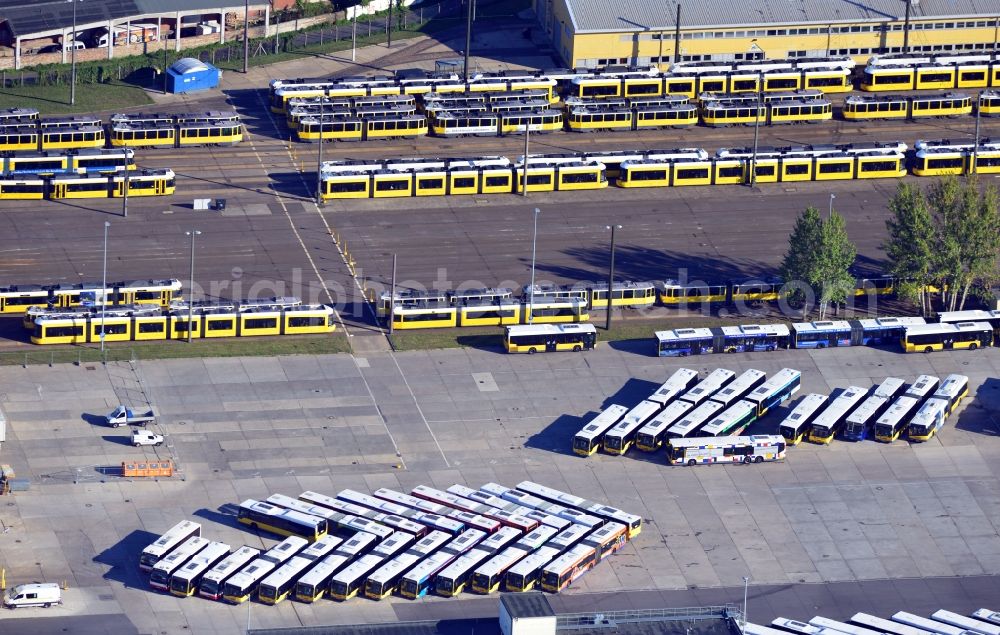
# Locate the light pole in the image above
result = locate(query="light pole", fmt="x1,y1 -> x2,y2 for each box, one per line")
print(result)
749,70 -> 763,187
742,576 -> 750,632
69,0 -> 77,106
162,27 -> 169,94
521,123 -> 530,197
387,0 -> 393,47
101,221 -> 110,354
972,90 -> 982,174
185,230 -> 201,343
122,144 -> 129,217
315,99 -> 325,204
828,193 -> 835,218
605,224 -> 621,331
464,0 -> 473,81
243,0 -> 250,73
352,9 -> 357,62
528,208 -> 540,324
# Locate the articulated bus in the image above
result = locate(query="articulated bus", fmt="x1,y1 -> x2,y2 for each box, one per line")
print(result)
222,558 -> 275,604
139,520 -> 202,572
199,546 -> 260,600
329,554 -> 386,600
909,374 -> 969,441
471,546 -> 531,594
258,556 -> 313,605
572,404 -> 629,456
434,547 -> 493,596
635,400 -> 695,451
648,368 -> 700,406
808,386 -> 868,444
667,434 -> 786,466
168,541 -> 230,597
448,510 -> 502,535
709,369 -> 766,408
373,487 -> 453,516
515,481 -> 642,538
931,609 -> 1000,635
294,554 -> 351,602
260,536 -> 310,566
850,612 -> 935,635
513,526 -> 558,552
603,399 -> 662,455
778,394 -> 828,445
545,524 -> 591,553
267,493 -> 343,523
365,553 -> 423,600
399,551 -> 455,599
663,400 -> 724,440
873,375 -> 940,442
745,368 -> 802,417
540,543 -> 598,592
680,369 -> 736,406
504,546 -> 561,592
582,522 -> 627,560
149,537 -> 209,591
843,377 -> 905,441
699,400 -> 758,437
902,321 -> 993,353
237,499 -> 327,542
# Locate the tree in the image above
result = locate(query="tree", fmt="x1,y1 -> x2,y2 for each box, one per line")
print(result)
884,182 -> 934,315
780,206 -> 823,317
811,211 -> 857,320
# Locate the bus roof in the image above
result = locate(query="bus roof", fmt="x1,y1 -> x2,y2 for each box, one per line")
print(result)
905,375 -> 940,399
648,368 -> 699,404
172,542 -> 230,581
153,536 -> 209,573
876,395 -> 919,426
667,400 -> 724,437
402,551 -> 454,582
934,374 -> 969,400
507,546 -> 561,576
261,536 -> 309,564
791,320 -> 851,333
299,535 -> 343,560
910,397 -> 949,427
711,369 -> 766,403
476,546 -> 530,577
574,404 -> 629,441
857,316 -> 927,329
668,434 -> 784,449
938,309 -> 1000,323
905,321 -> 992,335
607,400 -> 661,435
295,554 -> 351,588
368,553 -> 422,584
505,323 -> 596,337
409,530 -> 451,556
682,369 -> 736,403
438,548 -> 491,579
260,556 -> 313,590
203,546 -> 260,584
655,327 -> 713,342
227,558 -> 276,587
641,400 -> 694,434
720,323 -> 790,337
331,554 -> 384,583
846,396 -> 888,425
543,543 -> 593,574
873,377 -> 906,400
700,400 -> 756,436
748,369 -> 802,402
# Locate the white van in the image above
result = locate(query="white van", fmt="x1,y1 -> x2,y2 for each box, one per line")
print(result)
3,583 -> 62,609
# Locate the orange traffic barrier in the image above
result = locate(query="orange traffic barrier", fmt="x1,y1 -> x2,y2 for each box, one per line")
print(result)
122,459 -> 173,477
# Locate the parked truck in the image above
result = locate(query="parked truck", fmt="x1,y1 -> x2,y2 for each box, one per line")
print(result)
105,405 -> 156,428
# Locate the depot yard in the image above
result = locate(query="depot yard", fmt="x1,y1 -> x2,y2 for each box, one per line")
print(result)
0,343 -> 998,633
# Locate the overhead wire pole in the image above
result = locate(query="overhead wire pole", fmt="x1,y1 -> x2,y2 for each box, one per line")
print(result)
673,3 -> 681,63
528,208 -> 540,324
387,0 -> 393,47
243,0 -> 250,73
122,145 -> 129,217
101,221 -> 110,355
605,224 -> 621,331
69,0 -> 77,105
521,123 -> 530,197
352,7 -> 357,61
185,230 -> 201,343
316,99 -> 325,204
749,70 -> 762,187
463,0 -> 473,81
902,0 -> 911,53
972,90 -> 982,174
388,254 -> 397,336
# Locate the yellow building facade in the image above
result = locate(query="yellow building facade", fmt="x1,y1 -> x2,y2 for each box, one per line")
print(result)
535,0 -> 1000,68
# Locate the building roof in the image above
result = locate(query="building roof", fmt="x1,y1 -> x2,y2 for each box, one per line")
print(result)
0,0 -> 270,38
562,0 -> 998,33
502,592 -> 556,619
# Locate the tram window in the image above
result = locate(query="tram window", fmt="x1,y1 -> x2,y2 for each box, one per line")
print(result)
65,181 -> 107,192
5,295 -> 47,305
818,162 -> 851,174
289,316 -> 326,327
628,83 -> 659,95
978,156 -> 1000,168
398,311 -> 453,322
875,74 -> 910,84
582,85 -> 619,98
676,168 -> 709,179
376,179 -> 410,191
135,291 -> 161,300
732,79 -> 757,91
173,322 -> 193,333
717,166 -> 742,178
418,178 -> 444,189
808,76 -> 844,87
128,180 -> 156,190
961,71 -> 985,81
562,172 -> 598,184
453,177 -> 475,188
701,80 -> 724,92
860,160 -> 898,172
921,72 -> 951,82
526,174 -> 552,185
17,159 -> 64,170
96,323 -> 127,335
485,176 -> 509,187
244,318 -> 278,329
755,165 -> 776,177
768,78 -> 797,89
785,164 -> 809,175
138,323 -> 165,333
207,319 -> 234,331
45,326 -> 84,337
927,157 -> 964,169
630,169 -> 667,181
1,183 -> 43,193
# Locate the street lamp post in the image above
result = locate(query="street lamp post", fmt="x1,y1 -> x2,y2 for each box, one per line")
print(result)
163,28 -> 169,94
972,90 -> 982,174
749,71 -> 762,187
243,0 -> 250,73
101,221 -> 110,354
316,99 -> 325,204
528,208 -> 540,324
185,230 -> 201,343
521,123 -> 530,197
352,9 -> 357,62
742,576 -> 750,632
70,0 -> 77,106
605,224 -> 621,331
828,193 -> 835,218
122,144 -> 129,218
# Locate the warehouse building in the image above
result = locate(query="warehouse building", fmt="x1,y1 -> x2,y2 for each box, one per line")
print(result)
534,0 -> 1000,68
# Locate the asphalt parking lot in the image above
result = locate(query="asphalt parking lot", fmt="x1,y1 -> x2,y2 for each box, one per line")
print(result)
0,344 -> 998,633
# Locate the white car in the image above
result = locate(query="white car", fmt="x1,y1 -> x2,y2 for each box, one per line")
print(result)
131,430 -> 164,447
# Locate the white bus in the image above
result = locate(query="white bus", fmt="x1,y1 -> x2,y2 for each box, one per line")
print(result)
932,610 -> 1000,635
667,434 -> 786,466
710,369 -> 766,408
874,395 -> 922,443
333,530 -> 378,560
442,528 -> 486,556
851,612 -> 934,635
808,386 -> 867,444
371,531 -> 416,560
199,546 -> 260,600
699,400 -> 758,437
149,536 -> 209,591
905,374 -> 941,402
260,536 -> 309,566
779,393 -> 828,445
907,398 -> 951,442
365,552 -> 422,600
874,376 -> 907,401
407,530 -> 451,557
258,555 -> 314,605
373,487 -> 452,516
294,553 -> 351,602
222,558 -> 275,604
524,509 -> 571,531
746,623 -> 795,635
139,519 -> 202,571
745,368 -> 802,417
934,373 -> 970,416
471,546 -> 531,594
514,525 -> 558,552
664,400 -> 724,440
809,616 -> 883,635
545,523 -> 590,553
972,611 -> 1000,627
504,545 -> 561,592
680,369 -> 736,406
329,554 -> 385,600
571,404 -> 629,456
893,612 -> 970,635
434,547 -> 492,596
841,395 -> 889,442
514,480 -> 641,538
773,618 -> 823,634
504,323 -> 597,353
635,399 -> 694,451
298,534 -> 343,561
399,550 -> 455,599
168,541 -> 230,597
603,399 -> 662,455
647,368 -> 700,406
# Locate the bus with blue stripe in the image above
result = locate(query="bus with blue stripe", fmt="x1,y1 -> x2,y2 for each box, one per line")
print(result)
699,400 -> 758,437
745,368 -> 802,417
791,320 -> 852,349
399,551 -> 455,598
